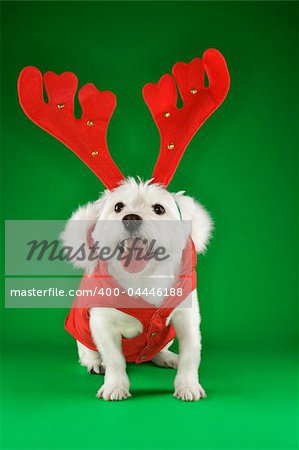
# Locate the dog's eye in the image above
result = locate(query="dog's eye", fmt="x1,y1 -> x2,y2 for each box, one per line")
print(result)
114,202 -> 125,213
152,204 -> 165,215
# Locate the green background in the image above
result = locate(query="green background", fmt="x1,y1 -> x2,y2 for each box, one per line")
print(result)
1,2 -> 298,449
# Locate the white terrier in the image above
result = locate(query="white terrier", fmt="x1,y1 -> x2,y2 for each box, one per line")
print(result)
61,178 -> 212,401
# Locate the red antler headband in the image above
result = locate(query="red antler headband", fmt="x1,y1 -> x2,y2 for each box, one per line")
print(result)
18,49 -> 230,190
143,48 -> 230,186
18,67 -> 124,190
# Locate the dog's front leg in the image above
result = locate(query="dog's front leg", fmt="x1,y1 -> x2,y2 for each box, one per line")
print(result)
171,292 -> 206,401
90,308 -> 131,401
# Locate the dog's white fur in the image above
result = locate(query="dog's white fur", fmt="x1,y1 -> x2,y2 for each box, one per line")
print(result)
61,178 -> 212,401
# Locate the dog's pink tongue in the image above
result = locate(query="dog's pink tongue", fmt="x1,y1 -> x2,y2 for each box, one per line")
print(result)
120,238 -> 149,273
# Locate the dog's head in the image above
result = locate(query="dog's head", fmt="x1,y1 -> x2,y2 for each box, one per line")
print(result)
61,178 -> 213,276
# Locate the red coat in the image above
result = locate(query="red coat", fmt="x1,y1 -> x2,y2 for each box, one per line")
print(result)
65,240 -> 196,363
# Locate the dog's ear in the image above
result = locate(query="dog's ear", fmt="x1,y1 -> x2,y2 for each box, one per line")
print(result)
173,192 -> 213,254
60,195 -> 106,272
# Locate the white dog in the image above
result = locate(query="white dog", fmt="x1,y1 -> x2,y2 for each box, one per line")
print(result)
61,178 -> 212,401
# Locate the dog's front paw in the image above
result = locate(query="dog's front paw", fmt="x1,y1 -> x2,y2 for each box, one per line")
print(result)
96,384 -> 131,401
80,359 -> 105,375
78,346 -> 105,375
88,362 -> 106,375
174,383 -> 206,402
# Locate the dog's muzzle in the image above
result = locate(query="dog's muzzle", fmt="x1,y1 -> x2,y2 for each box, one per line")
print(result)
122,214 -> 143,233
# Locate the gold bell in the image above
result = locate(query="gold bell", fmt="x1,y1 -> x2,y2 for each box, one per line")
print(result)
167,143 -> 175,150
57,104 -> 65,109
164,112 -> 171,118
91,151 -> 99,157
87,120 -> 94,127
190,88 -> 198,95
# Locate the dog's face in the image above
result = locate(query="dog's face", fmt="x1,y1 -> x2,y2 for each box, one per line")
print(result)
61,178 -> 213,276
93,179 -> 190,274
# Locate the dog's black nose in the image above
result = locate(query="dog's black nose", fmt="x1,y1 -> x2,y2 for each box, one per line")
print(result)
122,214 -> 143,232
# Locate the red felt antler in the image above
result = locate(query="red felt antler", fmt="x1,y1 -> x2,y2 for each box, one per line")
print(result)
143,48 -> 230,187
18,67 -> 124,190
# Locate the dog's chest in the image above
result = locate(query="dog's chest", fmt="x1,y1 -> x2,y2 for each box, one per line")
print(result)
107,263 -> 179,308
93,307 -> 173,340
93,308 -> 143,339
